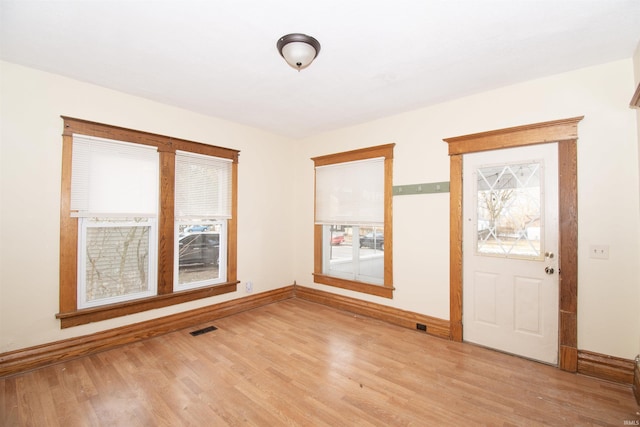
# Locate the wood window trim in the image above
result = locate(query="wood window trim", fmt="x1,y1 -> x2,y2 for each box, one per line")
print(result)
630,82 -> 640,109
444,116 -> 583,372
57,116 -> 240,328
311,143 -> 395,298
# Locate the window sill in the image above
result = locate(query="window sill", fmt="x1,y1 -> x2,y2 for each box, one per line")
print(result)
312,274 -> 393,298
56,281 -> 239,328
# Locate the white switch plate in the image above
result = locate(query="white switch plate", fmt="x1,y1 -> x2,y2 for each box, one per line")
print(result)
589,245 -> 609,260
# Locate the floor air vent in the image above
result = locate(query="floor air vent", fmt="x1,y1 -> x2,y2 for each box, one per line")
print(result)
190,326 -> 218,336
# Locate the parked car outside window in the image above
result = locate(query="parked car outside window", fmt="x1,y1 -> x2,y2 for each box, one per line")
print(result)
330,234 -> 345,245
359,232 -> 384,250
184,225 -> 209,233
178,232 -> 220,267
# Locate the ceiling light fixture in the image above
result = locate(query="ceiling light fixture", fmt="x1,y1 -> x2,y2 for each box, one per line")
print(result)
277,33 -> 321,71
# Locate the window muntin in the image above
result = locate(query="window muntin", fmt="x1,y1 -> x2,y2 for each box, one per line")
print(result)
312,144 -> 394,298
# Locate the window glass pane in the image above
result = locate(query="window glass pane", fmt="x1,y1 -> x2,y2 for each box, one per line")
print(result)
356,226 -> 384,283
325,225 -> 354,279
80,218 -> 156,307
476,161 -> 543,259
323,225 -> 384,285
175,220 -> 226,290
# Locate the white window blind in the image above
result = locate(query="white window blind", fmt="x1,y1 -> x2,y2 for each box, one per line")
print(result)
70,134 -> 159,217
175,151 -> 232,219
315,157 -> 384,225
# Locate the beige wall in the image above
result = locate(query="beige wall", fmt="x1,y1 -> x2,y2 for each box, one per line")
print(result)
293,59 -> 640,360
2,58 -> 639,361
0,61 -> 297,352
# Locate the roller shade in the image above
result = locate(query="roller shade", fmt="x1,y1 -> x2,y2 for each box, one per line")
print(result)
315,157 -> 384,225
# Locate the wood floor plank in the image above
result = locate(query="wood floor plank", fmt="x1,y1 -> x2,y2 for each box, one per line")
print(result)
1,377 -> 20,426
1,298 -> 638,426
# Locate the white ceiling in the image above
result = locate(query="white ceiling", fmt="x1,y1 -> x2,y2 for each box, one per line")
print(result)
1,0 -> 639,138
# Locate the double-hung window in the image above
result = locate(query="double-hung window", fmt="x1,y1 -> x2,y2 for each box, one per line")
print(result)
174,151 -> 231,290
312,144 -> 394,298
57,117 -> 239,328
71,135 -> 159,308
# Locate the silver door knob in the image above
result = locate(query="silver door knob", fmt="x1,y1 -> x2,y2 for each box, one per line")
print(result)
545,266 -> 554,275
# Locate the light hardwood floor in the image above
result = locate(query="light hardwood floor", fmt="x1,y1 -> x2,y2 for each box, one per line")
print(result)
1,298 -> 638,426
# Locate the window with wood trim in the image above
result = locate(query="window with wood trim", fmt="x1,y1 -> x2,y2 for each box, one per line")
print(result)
57,117 -> 239,328
312,144 -> 394,298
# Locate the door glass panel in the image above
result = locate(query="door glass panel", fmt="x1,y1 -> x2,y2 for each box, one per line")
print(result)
475,161 -> 543,259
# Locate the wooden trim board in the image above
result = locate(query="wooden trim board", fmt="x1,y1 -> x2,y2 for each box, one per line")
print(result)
634,356 -> 640,405
294,285 -> 450,339
577,350 -> 635,385
630,83 -> 640,109
58,117 -> 241,326
0,286 -> 294,378
2,283 -> 635,389
0,285 -> 448,378
444,117 -> 583,372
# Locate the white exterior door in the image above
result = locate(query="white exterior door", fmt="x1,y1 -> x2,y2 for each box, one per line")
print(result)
463,143 -> 559,365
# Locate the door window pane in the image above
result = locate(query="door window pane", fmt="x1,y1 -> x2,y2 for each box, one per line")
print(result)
476,161 -> 543,259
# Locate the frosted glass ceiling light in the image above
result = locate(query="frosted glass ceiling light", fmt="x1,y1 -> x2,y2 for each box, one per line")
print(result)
277,33 -> 321,71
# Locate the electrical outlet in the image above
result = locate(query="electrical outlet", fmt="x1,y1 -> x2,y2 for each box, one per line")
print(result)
245,281 -> 253,293
589,245 -> 609,260
416,323 -> 427,332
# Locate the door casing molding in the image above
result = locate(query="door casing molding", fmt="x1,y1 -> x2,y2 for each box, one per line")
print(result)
444,116 -> 583,372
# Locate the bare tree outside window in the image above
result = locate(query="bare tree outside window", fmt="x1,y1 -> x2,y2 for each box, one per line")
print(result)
85,220 -> 151,302
478,188 -> 514,240
476,162 -> 542,258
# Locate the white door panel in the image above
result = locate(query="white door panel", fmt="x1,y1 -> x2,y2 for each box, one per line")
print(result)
472,272 -> 498,325
463,143 -> 559,365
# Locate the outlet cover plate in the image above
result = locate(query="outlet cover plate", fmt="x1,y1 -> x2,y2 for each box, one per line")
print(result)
589,245 -> 609,260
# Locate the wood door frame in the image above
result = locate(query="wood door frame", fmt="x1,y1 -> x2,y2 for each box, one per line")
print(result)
444,116 -> 583,372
